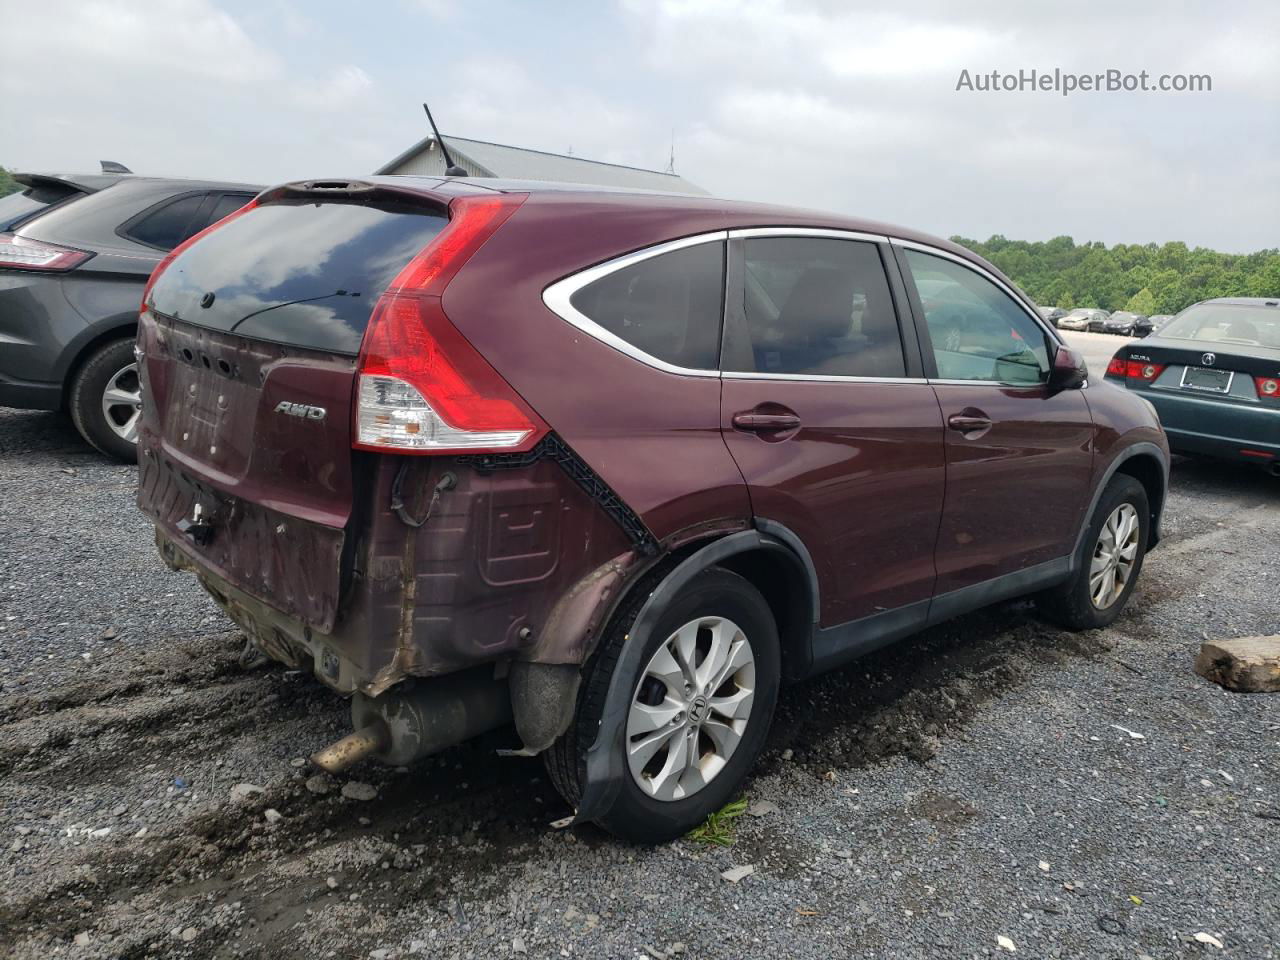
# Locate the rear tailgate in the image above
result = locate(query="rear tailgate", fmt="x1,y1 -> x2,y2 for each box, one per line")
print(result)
136,185 -> 450,630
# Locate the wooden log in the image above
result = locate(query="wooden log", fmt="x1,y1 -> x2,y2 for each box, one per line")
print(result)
1195,636 -> 1280,693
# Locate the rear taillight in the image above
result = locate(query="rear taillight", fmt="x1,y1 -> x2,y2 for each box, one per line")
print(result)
1125,360 -> 1164,382
353,193 -> 544,455
141,197 -> 259,310
1255,376 -> 1280,401
0,233 -> 92,272
1106,356 -> 1127,377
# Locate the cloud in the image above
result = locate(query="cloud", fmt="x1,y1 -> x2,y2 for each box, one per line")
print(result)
3,0 -> 277,86
619,0 -> 1280,250
305,65 -> 375,110
0,0 -> 390,184
2,0 -> 1276,250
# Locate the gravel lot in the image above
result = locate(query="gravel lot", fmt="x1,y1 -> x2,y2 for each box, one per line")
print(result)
1,404 -> 1277,960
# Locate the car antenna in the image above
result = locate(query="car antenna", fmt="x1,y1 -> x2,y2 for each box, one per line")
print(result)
422,103 -> 469,177
100,160 -> 133,174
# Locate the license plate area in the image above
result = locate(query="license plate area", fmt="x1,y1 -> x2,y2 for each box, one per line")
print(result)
138,452 -> 345,631
1180,366 -> 1233,394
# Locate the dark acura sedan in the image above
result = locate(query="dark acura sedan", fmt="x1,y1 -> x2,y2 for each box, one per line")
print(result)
1105,311 -> 1146,336
1105,298 -> 1280,472
135,176 -> 1168,841
0,167 -> 259,459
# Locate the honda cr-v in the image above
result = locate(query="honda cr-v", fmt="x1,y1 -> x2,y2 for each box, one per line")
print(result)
136,177 -> 1168,842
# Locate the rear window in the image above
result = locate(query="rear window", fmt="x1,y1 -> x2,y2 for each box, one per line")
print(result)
568,241 -> 725,370
1159,304 -> 1280,349
0,183 -> 82,231
148,200 -> 448,355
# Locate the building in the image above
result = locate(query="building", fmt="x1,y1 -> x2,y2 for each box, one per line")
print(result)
376,134 -> 708,196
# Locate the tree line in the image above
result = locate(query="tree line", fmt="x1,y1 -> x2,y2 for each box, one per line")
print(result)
955,234 -> 1280,316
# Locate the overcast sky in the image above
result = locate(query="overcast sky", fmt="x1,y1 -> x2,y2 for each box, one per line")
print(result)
3,0 -> 1277,251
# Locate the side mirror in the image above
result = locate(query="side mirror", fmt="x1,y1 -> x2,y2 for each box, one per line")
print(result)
1048,345 -> 1088,393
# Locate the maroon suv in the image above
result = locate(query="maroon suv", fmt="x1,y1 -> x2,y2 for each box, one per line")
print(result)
136,178 -> 1168,841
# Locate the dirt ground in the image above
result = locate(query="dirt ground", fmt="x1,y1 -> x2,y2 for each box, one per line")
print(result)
1,406 -> 1277,959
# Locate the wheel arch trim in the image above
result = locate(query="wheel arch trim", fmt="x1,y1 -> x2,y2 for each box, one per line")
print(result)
1073,441 -> 1169,563
572,528 -> 809,824
59,318 -> 139,400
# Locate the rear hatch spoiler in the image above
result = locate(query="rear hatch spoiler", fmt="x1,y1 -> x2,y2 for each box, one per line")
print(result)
13,172 -> 116,195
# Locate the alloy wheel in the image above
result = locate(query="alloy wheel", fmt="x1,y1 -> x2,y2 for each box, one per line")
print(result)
101,362 -> 142,444
626,615 -> 756,801
1090,503 -> 1139,608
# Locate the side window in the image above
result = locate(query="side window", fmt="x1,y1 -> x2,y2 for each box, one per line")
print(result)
120,193 -> 209,250
201,193 -> 255,230
727,237 -> 906,378
904,249 -> 1050,384
568,241 -> 724,370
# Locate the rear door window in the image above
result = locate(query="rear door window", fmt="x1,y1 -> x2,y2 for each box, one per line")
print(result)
120,193 -> 209,250
147,199 -> 448,355
905,249 -> 1051,384
567,241 -> 725,370
727,236 -> 906,378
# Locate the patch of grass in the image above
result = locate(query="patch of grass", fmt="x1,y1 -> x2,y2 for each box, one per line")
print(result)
686,796 -> 748,846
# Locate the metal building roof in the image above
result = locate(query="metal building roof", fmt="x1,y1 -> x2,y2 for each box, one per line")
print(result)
376,134 -> 708,196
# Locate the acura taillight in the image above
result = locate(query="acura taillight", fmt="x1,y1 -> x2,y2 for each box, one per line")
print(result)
353,193 -> 545,454
1106,356 -> 1127,377
1125,360 -> 1164,381
141,197 -> 259,310
0,233 -> 92,272
1255,376 -> 1280,401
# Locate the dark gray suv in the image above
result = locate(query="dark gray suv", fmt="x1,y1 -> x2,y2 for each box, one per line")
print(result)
0,168 -> 260,459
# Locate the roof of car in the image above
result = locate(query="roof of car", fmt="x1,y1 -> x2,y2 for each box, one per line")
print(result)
363,173 -> 1014,289
1194,297 -> 1280,307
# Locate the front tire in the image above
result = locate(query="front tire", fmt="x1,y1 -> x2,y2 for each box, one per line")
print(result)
1037,474 -> 1149,630
546,567 -> 780,843
68,338 -> 140,463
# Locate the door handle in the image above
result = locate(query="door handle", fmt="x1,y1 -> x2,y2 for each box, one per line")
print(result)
947,413 -> 992,433
732,412 -> 802,432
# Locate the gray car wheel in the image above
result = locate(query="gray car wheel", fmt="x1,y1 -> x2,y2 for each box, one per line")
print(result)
68,337 -> 141,462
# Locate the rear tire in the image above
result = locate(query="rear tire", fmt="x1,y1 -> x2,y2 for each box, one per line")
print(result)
68,338 -> 140,463
545,567 -> 780,843
1037,474 -> 1149,631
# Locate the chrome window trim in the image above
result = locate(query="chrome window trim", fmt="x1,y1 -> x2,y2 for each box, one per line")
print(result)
724,372 -> 928,384
890,237 -> 1065,347
929,378 -> 1056,388
544,227 -> 1064,387
729,226 -> 890,243
541,230 -> 728,378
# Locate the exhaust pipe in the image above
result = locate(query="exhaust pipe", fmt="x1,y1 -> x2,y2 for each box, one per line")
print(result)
311,722 -> 391,774
311,667 -> 512,773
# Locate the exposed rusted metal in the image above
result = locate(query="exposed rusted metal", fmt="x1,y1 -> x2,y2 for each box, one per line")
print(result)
310,721 -> 390,774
